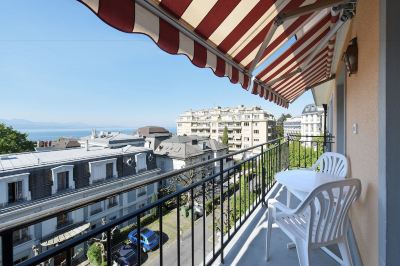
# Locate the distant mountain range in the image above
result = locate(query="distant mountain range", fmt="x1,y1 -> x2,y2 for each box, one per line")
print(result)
0,118 -> 177,133
0,118 -> 123,130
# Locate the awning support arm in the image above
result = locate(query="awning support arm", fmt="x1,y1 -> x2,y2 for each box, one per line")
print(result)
265,15 -> 346,87
135,0 -> 246,74
248,22 -> 278,74
276,0 -> 348,24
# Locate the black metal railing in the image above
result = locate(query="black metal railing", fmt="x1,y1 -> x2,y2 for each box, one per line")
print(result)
0,136 -> 332,266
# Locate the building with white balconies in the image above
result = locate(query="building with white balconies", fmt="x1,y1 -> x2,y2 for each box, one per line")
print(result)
176,105 -> 276,152
300,104 -> 325,144
283,117 -> 301,136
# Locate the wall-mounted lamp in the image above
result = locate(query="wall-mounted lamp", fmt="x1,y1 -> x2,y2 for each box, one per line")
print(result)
343,38 -> 358,76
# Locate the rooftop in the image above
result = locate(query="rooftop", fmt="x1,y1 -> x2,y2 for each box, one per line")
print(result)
79,130 -> 144,148
302,104 -> 324,115
137,126 -> 170,138
155,135 -> 227,159
0,145 -> 151,173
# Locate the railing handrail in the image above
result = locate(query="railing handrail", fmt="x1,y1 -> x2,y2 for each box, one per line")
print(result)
0,138 -> 283,234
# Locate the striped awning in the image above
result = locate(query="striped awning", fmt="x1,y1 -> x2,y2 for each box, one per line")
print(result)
79,0 -> 353,108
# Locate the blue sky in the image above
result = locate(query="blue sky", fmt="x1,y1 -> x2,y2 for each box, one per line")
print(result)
0,0 -> 314,129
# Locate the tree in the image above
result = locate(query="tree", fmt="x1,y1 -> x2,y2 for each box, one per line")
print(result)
87,243 -> 104,266
276,113 -> 293,138
222,126 -> 229,145
0,123 -> 34,154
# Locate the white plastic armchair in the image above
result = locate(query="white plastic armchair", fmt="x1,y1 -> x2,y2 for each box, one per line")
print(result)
266,178 -> 361,266
311,152 -> 348,179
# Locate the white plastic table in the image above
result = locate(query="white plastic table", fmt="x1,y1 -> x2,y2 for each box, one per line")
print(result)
275,169 -> 339,205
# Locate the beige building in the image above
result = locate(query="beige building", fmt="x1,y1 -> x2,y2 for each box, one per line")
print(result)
177,105 -> 276,152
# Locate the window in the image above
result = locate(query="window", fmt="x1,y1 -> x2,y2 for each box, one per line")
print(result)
137,187 -> 146,197
254,130 -> 259,134
254,139 -> 259,142
13,227 -> 29,245
57,213 -> 70,229
244,137 -> 250,141
8,181 -> 23,203
57,171 -> 69,192
244,122 -> 249,126
106,163 -> 114,179
108,196 -> 118,208
90,202 -> 103,215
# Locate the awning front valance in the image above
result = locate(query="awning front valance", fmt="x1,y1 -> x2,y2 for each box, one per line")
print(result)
79,0 -> 355,108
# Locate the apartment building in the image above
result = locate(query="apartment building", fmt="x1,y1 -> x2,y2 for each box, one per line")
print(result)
154,135 -> 232,181
283,117 -> 302,136
177,105 -> 276,152
300,104 -> 325,143
0,146 -> 160,264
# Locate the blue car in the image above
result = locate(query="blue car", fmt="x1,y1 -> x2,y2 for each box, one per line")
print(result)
128,228 -> 159,253
114,244 -> 139,266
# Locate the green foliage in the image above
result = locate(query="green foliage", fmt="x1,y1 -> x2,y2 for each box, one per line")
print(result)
275,114 -> 292,138
288,137 -> 324,169
87,243 -> 103,266
0,123 -> 35,154
222,126 -> 229,145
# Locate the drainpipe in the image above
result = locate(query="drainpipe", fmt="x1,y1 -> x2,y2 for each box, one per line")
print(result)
322,104 -> 328,151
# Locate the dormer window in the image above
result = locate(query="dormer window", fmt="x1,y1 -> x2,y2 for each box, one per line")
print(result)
51,165 -> 74,194
89,158 -> 117,184
0,173 -> 31,205
56,172 -> 69,192
8,181 -> 23,203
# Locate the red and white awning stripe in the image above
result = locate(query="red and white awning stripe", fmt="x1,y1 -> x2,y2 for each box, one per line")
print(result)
253,9 -> 340,103
79,0 -> 346,108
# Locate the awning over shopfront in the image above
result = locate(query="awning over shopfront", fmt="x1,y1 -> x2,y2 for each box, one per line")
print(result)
41,223 -> 90,247
79,0 -> 355,108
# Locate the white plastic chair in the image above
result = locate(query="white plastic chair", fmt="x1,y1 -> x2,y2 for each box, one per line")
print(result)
266,178 -> 361,266
311,152 -> 348,179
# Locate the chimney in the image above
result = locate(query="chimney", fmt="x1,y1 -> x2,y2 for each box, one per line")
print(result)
91,128 -> 97,139
86,140 -> 89,151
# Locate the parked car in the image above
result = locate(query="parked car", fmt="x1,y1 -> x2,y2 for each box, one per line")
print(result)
128,228 -> 159,252
113,244 -> 140,266
193,201 -> 204,219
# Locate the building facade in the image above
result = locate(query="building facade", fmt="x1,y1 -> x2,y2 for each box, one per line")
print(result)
283,117 -> 301,136
300,104 -> 324,142
176,105 -> 276,152
154,135 -> 233,182
0,146 -> 159,264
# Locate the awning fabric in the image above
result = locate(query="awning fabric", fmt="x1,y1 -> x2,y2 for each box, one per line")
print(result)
41,223 -> 90,246
79,0 -> 348,108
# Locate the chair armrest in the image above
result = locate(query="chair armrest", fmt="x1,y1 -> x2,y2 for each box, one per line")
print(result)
268,199 -> 296,215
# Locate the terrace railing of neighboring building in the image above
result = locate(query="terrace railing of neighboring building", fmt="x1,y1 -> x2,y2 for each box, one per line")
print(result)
0,135 -> 334,266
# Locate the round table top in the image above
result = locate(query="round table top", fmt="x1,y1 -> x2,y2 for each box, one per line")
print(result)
275,169 -> 338,193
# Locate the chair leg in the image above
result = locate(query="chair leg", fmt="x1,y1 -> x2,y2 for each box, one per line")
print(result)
295,240 -> 310,266
266,206 -> 273,261
338,237 -> 353,266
